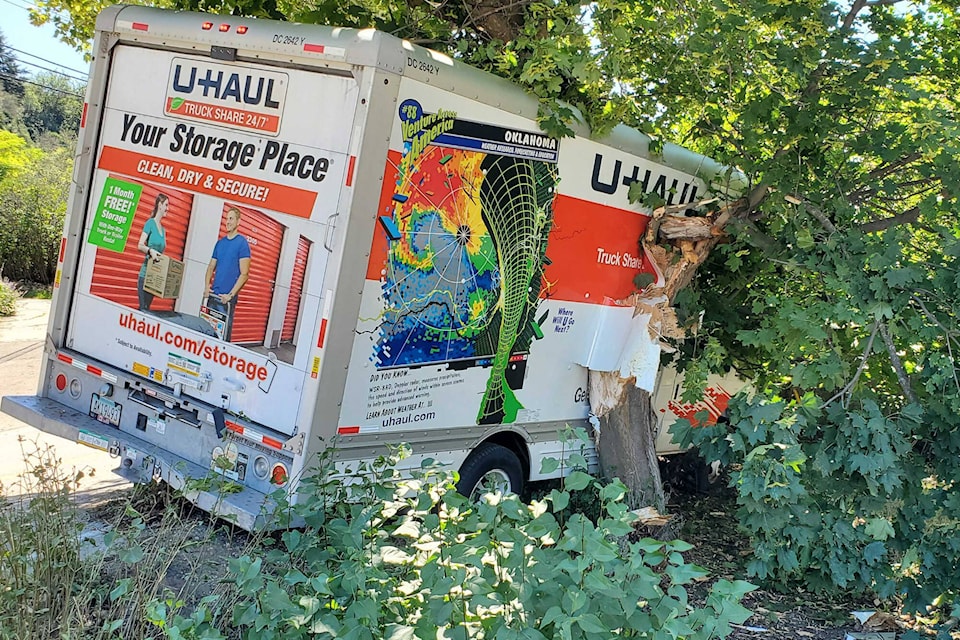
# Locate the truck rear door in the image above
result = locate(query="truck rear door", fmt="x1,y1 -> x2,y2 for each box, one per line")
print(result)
66,42 -> 359,435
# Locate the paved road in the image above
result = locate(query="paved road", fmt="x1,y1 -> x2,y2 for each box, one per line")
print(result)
0,298 -> 130,502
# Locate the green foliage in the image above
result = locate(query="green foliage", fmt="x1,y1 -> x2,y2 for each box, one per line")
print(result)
0,135 -> 72,283
0,279 -> 17,315
20,72 -> 84,146
153,445 -> 754,639
0,438 -> 755,639
672,390 -> 960,614
0,439 -> 266,640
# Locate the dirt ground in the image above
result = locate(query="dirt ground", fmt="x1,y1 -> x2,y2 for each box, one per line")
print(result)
0,297 -> 130,501
674,488 -> 877,640
670,480 -> 953,640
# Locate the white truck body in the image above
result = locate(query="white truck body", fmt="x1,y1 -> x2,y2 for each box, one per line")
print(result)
2,6 -> 740,529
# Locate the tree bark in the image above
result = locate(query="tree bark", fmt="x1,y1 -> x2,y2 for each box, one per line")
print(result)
591,371 -> 666,511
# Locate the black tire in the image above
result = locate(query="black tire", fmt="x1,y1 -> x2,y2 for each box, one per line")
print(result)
456,443 -> 524,500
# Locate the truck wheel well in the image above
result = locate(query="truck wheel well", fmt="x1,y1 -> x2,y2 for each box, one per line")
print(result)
478,431 -> 530,481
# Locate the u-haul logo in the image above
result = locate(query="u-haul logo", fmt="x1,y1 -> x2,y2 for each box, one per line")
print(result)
165,58 -> 288,135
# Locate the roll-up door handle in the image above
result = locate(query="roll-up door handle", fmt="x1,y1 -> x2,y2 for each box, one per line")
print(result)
323,213 -> 339,252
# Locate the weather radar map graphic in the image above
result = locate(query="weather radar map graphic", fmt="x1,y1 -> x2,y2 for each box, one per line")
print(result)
371,99 -> 560,424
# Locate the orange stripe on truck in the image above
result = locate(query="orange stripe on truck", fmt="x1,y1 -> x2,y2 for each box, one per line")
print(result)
97,146 -> 318,218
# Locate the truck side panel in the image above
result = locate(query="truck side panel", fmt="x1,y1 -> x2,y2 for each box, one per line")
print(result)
336,77 -> 708,472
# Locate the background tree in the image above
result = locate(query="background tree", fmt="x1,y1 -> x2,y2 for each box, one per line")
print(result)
0,31 -> 27,135
20,71 -> 82,147
0,32 -> 81,283
0,139 -> 72,283
28,0 -> 960,612
0,31 -> 25,98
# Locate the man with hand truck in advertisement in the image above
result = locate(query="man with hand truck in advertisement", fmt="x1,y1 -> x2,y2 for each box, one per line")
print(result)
202,206 -> 250,341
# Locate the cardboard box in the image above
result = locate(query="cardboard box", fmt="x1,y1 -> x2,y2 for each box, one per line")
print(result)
143,255 -> 184,299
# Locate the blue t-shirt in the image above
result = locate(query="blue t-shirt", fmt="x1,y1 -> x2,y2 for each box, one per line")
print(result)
211,234 -> 251,295
138,217 -> 166,277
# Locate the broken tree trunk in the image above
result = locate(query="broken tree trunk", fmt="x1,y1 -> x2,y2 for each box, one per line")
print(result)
591,370 -> 665,510
592,194 -> 755,508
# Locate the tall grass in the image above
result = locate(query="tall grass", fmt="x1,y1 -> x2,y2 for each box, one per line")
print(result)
0,438 -> 257,639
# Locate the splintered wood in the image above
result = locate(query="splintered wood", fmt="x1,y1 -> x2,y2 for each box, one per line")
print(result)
632,506 -> 673,527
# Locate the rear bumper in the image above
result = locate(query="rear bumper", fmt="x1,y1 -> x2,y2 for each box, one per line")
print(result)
1,395 -> 277,531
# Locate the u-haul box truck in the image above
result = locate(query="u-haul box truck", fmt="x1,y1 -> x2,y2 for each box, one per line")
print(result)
1,6 -> 742,529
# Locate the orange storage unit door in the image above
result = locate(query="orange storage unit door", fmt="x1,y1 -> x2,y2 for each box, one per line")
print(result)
281,236 -> 311,343
218,203 -> 283,345
89,179 -> 193,312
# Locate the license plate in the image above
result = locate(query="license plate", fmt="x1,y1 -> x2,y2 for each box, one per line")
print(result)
89,393 -> 121,427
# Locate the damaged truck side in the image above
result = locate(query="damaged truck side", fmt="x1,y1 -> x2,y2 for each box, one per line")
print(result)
2,6 -> 742,530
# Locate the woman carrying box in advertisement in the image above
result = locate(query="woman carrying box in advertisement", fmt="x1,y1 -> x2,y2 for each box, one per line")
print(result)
136,192 -> 169,311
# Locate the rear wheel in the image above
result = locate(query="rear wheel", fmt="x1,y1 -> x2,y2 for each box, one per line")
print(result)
456,443 -> 524,500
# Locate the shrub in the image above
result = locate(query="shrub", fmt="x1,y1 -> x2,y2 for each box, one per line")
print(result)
674,392 -> 960,619
0,436 -> 757,639
0,140 -> 71,284
152,441 -> 755,639
0,439 -> 259,639
0,280 -> 16,316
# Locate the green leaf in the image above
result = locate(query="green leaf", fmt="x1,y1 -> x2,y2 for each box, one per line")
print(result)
110,578 -> 132,602
384,625 -> 416,640
864,517 -> 895,541
864,541 -> 886,565
666,561 -> 709,585
540,457 -> 560,474
541,605 -> 566,627
564,471 -> 592,491
575,614 -> 607,633
550,490 -> 570,511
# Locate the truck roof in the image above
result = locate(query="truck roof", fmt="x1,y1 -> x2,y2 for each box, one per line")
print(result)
97,5 -> 745,197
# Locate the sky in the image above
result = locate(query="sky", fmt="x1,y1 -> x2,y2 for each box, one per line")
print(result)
0,0 -> 91,85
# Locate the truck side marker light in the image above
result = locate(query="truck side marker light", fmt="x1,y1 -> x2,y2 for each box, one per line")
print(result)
219,23 -> 230,32
317,319 -> 328,348
57,352 -> 118,383
236,25 -> 248,34
345,155 -> 356,187
317,295 -> 332,348
338,426 -> 360,435
225,420 -> 285,451
132,22 -> 148,31
80,103 -> 87,129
